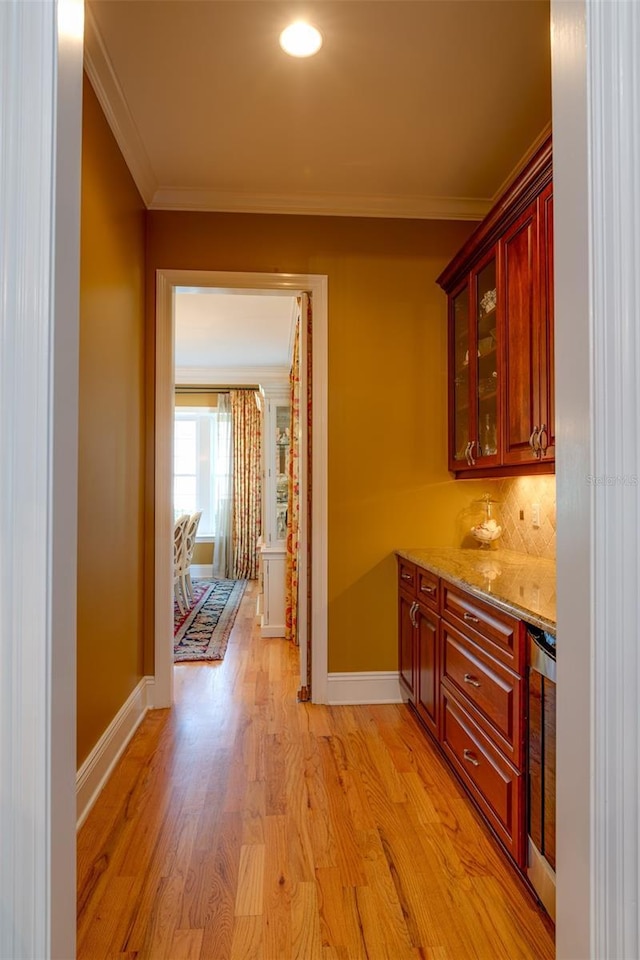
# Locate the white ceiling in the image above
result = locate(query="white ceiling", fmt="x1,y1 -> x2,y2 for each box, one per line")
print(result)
86,1 -> 551,378
85,0 -> 552,220
174,291 -> 297,380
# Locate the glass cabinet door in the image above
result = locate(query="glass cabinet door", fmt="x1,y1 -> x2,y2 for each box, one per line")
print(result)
274,403 -> 290,542
451,285 -> 470,465
473,257 -> 498,461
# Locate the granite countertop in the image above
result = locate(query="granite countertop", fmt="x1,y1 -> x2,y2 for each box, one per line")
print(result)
396,546 -> 556,634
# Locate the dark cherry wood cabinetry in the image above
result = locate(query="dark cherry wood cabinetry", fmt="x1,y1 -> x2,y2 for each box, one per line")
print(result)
397,560 -> 440,738
438,137 -> 554,478
397,558 -> 527,869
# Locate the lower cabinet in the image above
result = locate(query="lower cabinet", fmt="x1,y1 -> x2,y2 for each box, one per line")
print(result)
259,544 -> 286,637
441,686 -> 524,865
397,557 -> 526,871
398,589 -> 417,698
415,602 -> 439,740
398,562 -> 441,739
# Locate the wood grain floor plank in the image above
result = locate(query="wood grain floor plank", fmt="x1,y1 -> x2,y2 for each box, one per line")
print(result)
230,915 -> 263,960
77,583 -> 554,960
76,875 -> 137,960
235,844 -> 266,916
291,881 -> 323,960
168,927 -> 204,960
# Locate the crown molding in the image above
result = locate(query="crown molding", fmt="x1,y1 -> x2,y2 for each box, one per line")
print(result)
149,186 -> 491,221
83,5 -> 157,206
175,365 -> 289,386
491,122 -> 553,204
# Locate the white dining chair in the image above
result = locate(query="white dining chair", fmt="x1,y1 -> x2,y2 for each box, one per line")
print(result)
173,514 -> 190,614
180,510 -> 202,604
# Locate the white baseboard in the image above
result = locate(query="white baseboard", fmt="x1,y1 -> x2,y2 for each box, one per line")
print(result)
76,675 -> 155,830
327,671 -> 405,705
261,625 -> 286,638
191,563 -> 213,578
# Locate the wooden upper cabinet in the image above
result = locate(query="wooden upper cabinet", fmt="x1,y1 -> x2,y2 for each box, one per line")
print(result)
438,136 -> 554,478
538,183 -> 555,461
501,201 -> 540,466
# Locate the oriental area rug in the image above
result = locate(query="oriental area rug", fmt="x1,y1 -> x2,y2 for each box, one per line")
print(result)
173,578 -> 246,663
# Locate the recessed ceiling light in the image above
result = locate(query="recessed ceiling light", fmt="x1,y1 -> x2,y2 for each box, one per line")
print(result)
279,21 -> 323,58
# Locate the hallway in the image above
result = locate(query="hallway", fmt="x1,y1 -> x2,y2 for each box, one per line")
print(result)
77,583 -> 554,959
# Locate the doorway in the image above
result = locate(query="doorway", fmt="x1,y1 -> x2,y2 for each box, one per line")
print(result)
154,270 -> 328,708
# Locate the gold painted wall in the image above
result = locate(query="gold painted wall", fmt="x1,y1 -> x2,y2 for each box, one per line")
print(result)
146,212 -> 496,673
78,76 -> 146,765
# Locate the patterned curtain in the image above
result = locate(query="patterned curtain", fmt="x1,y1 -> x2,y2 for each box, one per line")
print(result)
285,304 -> 301,643
231,390 -> 262,579
212,393 -> 233,578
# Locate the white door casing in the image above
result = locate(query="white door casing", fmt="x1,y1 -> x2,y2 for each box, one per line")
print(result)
155,271 -> 328,707
552,1 -> 640,957
0,1 -> 83,958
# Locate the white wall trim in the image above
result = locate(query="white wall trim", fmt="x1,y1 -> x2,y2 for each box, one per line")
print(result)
552,8 -> 593,957
553,1 -> 640,957
156,270 -> 329,705
76,678 -> 155,831
83,3 -> 157,206
327,672 -> 406,706
586,3 -> 640,958
0,2 -> 83,957
175,364 -> 290,386
149,186 -> 490,221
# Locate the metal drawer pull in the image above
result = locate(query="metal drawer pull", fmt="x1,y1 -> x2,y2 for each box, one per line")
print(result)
463,749 -> 480,767
401,572 -> 413,581
463,612 -> 480,624
409,601 -> 418,628
538,424 -> 548,455
529,425 -> 539,453
420,584 -> 435,595
463,673 -> 481,688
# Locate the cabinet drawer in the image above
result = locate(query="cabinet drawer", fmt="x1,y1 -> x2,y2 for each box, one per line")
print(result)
398,558 -> 417,594
442,689 -> 524,867
416,568 -> 439,611
442,623 -> 523,768
442,582 -> 523,672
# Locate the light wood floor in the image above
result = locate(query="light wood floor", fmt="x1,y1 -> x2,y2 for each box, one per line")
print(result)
77,582 -> 555,960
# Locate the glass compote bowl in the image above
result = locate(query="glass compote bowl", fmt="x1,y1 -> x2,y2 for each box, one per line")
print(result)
471,494 -> 502,549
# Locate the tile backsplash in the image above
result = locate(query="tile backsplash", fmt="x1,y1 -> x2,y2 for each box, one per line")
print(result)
495,475 -> 556,559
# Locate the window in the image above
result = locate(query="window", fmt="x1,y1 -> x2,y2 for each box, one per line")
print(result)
174,407 -> 224,537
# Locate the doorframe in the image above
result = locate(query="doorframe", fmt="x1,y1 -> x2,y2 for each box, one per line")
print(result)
154,270 -> 328,707
1,1 -> 83,957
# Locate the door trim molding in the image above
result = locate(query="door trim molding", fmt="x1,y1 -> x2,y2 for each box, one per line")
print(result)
0,2 -> 83,957
552,0 -> 640,956
154,270 -> 328,706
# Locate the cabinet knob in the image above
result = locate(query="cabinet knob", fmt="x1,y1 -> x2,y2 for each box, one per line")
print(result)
464,441 -> 472,465
401,572 -> 412,582
468,440 -> 477,466
420,584 -> 435,595
463,612 -> 480,624
463,673 -> 481,688
463,749 -> 480,767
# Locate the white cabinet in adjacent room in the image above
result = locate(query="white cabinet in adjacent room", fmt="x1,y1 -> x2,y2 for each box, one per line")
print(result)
257,384 -> 290,637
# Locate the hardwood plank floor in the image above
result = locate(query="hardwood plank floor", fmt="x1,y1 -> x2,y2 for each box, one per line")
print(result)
77,582 -> 555,959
